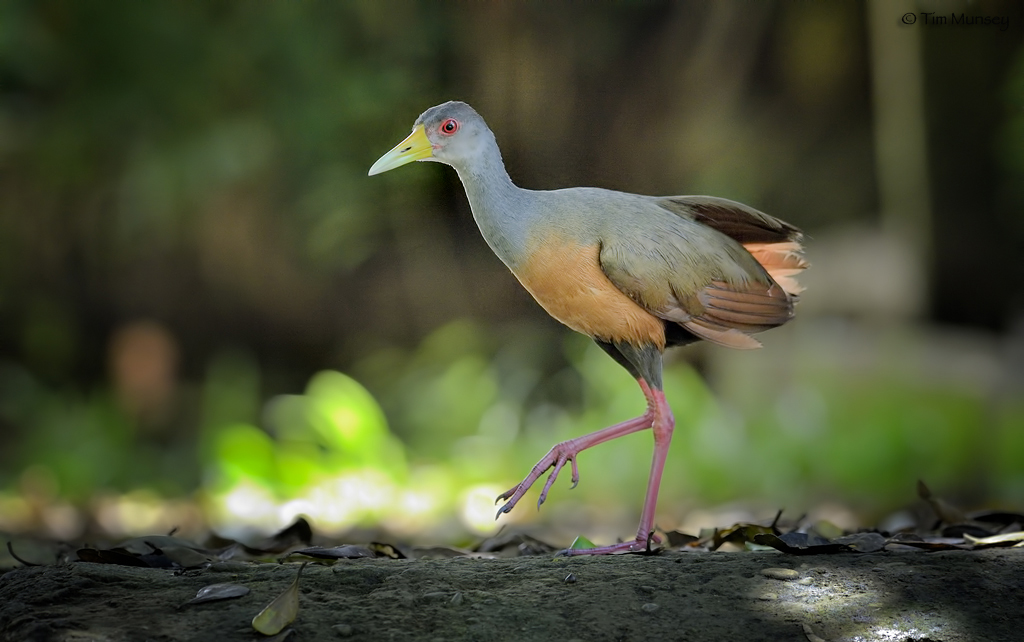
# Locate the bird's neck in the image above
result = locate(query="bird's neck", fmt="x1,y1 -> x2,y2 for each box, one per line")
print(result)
454,146 -> 518,211
452,144 -> 531,270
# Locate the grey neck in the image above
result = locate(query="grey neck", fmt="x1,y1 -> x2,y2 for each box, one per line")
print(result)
451,140 -> 531,269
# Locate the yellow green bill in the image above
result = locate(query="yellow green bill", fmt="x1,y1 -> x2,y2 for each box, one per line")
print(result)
368,124 -> 433,176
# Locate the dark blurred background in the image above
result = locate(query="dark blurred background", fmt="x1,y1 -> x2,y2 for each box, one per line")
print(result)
1,0 -> 1023,546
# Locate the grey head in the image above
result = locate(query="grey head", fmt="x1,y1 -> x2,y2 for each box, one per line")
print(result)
368,100 -> 522,264
413,101 -> 502,173
368,100 -> 506,178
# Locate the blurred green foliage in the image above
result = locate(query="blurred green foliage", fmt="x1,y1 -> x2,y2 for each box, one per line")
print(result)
0,361 -> 195,499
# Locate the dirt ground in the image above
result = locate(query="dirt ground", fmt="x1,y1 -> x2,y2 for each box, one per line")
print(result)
2,547 -> 1022,642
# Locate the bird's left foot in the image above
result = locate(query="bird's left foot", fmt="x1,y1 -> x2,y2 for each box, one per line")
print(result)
558,531 -> 663,556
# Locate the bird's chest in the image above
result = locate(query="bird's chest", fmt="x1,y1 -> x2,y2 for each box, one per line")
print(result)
512,236 -> 665,348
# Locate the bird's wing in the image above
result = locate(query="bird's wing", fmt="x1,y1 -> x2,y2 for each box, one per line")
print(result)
656,196 -> 808,296
598,197 -> 800,350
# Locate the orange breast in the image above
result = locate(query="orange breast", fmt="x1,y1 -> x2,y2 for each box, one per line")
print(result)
513,237 -> 666,349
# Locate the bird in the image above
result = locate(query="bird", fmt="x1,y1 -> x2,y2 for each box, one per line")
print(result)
369,101 -> 806,555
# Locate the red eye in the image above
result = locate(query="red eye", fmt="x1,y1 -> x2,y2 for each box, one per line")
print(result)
439,118 -> 459,135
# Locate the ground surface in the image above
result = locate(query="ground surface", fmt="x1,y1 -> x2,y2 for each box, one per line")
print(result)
1,548 -> 1022,642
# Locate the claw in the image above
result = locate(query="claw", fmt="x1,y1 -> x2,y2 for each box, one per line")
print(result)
537,457 -> 568,508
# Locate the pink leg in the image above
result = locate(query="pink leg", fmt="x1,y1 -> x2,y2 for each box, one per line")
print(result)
496,379 -> 677,555
564,387 -> 675,555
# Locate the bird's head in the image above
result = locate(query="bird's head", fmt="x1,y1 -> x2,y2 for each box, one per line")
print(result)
368,101 -> 492,176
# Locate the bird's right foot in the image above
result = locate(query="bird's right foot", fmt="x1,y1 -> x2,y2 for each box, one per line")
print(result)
495,442 -> 581,518
493,411 -> 656,520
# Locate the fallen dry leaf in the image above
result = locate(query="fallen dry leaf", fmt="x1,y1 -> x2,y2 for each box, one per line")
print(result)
964,531 -> 1024,548
252,563 -> 305,636
181,583 -> 250,608
287,545 -> 375,560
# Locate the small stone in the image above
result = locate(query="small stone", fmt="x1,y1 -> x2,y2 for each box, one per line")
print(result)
641,603 -> 659,613
761,567 -> 800,581
332,624 -> 353,637
563,573 -> 577,584
758,592 -> 778,601
450,592 -> 464,606
797,577 -> 813,585
638,585 -> 656,593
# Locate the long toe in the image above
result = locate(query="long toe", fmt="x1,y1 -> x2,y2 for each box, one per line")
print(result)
562,532 -> 661,556
537,455 -> 573,507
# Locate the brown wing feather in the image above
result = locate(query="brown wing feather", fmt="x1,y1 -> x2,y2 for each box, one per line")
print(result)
700,280 -> 793,328
682,317 -> 763,349
674,280 -> 793,350
660,196 -> 803,245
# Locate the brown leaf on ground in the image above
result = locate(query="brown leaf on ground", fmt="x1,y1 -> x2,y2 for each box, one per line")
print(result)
180,583 -> 250,608
251,563 -> 305,636
286,545 -> 376,561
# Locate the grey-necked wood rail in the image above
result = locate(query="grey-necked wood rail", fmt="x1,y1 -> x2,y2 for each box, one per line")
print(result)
369,101 -> 807,555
